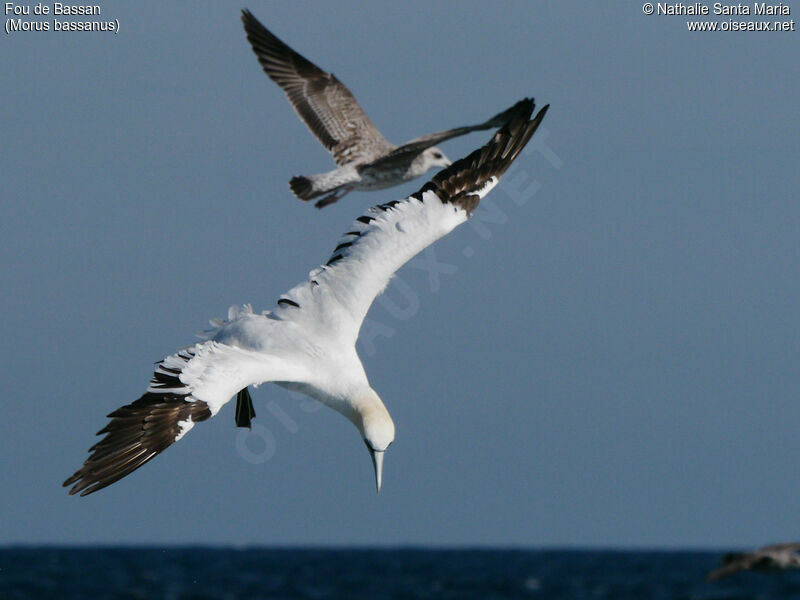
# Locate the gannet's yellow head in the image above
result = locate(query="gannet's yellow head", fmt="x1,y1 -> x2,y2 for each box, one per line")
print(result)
353,388 -> 395,493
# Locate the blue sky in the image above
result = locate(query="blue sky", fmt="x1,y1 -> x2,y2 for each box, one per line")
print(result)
1,1 -> 798,547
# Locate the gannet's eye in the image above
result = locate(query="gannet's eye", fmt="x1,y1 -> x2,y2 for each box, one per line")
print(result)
433,152 -> 443,159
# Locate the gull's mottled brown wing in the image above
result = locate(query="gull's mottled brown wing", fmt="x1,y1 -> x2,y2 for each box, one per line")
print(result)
241,10 -> 393,166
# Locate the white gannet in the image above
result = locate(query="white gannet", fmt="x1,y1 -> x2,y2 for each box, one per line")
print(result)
63,100 -> 548,497
241,9 -> 527,208
707,543 -> 800,581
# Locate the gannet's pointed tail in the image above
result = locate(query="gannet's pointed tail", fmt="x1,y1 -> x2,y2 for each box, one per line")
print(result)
234,386 -> 256,429
413,98 -> 548,215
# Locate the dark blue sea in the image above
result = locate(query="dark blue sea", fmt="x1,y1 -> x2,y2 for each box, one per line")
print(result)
2,547 -> 799,599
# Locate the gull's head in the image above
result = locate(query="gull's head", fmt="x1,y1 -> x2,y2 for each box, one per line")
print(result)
418,147 -> 451,172
352,389 -> 395,494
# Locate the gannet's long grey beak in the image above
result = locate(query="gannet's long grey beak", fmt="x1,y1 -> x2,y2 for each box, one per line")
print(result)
370,450 -> 384,494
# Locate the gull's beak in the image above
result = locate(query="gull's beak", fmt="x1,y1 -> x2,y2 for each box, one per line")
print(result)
370,450 -> 384,494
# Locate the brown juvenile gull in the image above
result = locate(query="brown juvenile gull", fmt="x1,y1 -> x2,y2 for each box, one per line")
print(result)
707,542 -> 800,581
62,100 -> 548,497
241,9 -> 526,208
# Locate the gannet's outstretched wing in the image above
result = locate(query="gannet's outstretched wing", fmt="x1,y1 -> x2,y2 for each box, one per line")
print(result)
270,100 -> 548,345
241,9 -> 393,166
62,318 -> 308,497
